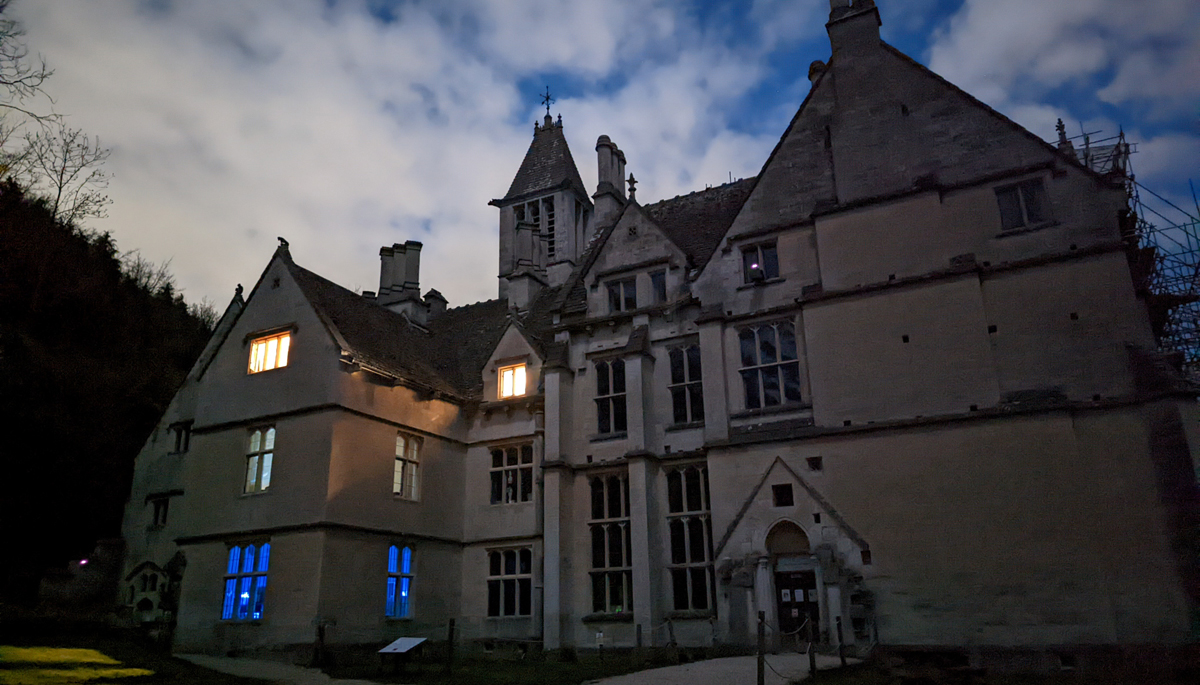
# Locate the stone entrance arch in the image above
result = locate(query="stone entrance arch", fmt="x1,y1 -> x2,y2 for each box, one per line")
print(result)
766,520 -> 811,556
765,520 -> 819,645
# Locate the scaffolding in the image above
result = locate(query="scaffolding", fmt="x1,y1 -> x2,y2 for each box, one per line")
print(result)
1063,126 -> 1200,379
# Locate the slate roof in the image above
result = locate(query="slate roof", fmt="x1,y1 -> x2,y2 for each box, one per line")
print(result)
497,116 -> 589,204
284,257 -> 511,400
553,178 -> 756,317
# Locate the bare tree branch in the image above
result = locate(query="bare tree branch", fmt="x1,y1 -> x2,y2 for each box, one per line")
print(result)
8,121 -> 111,224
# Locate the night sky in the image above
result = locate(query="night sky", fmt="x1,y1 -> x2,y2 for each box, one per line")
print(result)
14,0 -> 1199,309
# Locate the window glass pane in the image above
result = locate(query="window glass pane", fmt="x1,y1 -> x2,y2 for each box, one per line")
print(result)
506,448 -> 518,466
758,325 -> 777,364
488,579 -> 500,617
242,545 -> 256,574
597,398 -> 611,434
397,577 -> 410,617
388,545 -> 399,574
277,335 -> 290,367
670,519 -> 686,564
406,462 -> 418,499
623,525 -> 632,567
607,283 -> 621,312
591,479 -> 605,520
521,445 -> 533,464
742,248 -> 757,281
762,366 -> 781,406
264,428 -> 275,451
672,568 -> 689,611
669,348 -> 684,385
222,578 -> 237,619
237,576 -> 252,619
689,384 -> 705,423
503,578 -> 516,616
265,338 -> 278,371
609,573 -> 624,611
778,323 -> 797,361
245,456 -> 259,492
227,546 -> 241,575
741,369 -> 761,409
596,361 -> 609,396
591,526 -> 606,569
409,440 -> 419,462
490,471 -> 502,504
258,543 -> 271,572
249,430 -> 261,454
396,435 -> 406,457
690,567 -> 708,609
501,367 -> 513,397
519,548 -> 531,574
592,574 -> 606,613
513,365 -> 526,396
260,453 -> 272,489
519,578 -> 532,616
686,345 -> 702,382
1021,181 -> 1047,223
613,395 -> 627,432
739,329 -> 757,367
685,468 -> 702,511
489,551 -> 501,576
611,359 -> 625,394
608,523 -> 623,567
688,518 -> 706,562
251,576 -> 267,619
762,244 -> 779,279
651,271 -> 666,303
394,459 -> 404,494
504,550 -> 516,575
520,468 -> 532,501
386,577 -> 397,616
606,477 -> 621,519
782,362 -> 802,402
623,280 -> 636,310
491,449 -> 503,468
667,471 -> 683,513
671,387 -> 688,424
996,186 -> 1024,230
401,546 -> 412,574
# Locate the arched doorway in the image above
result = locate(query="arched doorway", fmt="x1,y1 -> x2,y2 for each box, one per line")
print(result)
766,521 -> 818,639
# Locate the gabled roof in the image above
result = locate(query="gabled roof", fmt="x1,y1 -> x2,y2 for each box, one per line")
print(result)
283,257 -> 510,400
496,115 -> 589,205
643,177 -> 756,269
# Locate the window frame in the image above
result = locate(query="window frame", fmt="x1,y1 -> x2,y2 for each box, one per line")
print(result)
169,421 -> 192,454
650,270 -> 667,304
244,426 -> 275,494
149,497 -> 169,528
386,544 -> 414,619
741,242 -> 780,284
487,547 -> 533,618
490,444 -> 534,505
665,465 -> 715,613
737,320 -> 804,410
605,277 -> 637,314
668,344 -> 704,426
498,363 -> 528,399
248,331 -> 291,374
393,433 -> 421,501
221,542 -> 270,621
995,178 -> 1050,232
594,358 -> 628,436
589,474 -> 633,615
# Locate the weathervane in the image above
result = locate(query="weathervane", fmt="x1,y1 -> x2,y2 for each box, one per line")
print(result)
540,86 -> 555,117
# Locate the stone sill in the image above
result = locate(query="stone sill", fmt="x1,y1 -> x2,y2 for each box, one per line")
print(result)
582,612 -> 634,623
589,432 -> 628,443
730,402 -> 812,420
736,277 -> 786,291
664,421 -> 704,433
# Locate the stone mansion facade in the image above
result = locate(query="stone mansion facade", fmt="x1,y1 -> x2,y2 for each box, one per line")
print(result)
121,0 -> 1199,659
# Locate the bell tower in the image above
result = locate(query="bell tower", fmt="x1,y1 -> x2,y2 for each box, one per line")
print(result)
491,101 -> 593,309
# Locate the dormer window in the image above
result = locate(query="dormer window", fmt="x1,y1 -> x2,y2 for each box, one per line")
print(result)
249,332 -> 290,374
606,278 -> 636,313
499,364 -> 527,399
742,243 -> 779,284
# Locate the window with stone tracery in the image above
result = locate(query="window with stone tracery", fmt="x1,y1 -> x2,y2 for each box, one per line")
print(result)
666,465 -> 714,612
590,474 -> 632,614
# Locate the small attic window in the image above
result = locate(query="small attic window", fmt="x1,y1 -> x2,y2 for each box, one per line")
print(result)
499,364 -> 527,399
249,332 -> 290,374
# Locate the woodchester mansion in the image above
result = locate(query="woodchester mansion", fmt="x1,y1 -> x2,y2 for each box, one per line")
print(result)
121,0 -> 1200,666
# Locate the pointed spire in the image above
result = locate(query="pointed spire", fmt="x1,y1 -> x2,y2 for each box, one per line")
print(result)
627,173 -> 637,202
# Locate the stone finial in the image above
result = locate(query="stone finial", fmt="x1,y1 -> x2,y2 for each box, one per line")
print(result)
277,236 -> 289,249
1055,118 -> 1075,154
808,60 -> 826,83
627,174 -> 637,202
235,284 -> 243,297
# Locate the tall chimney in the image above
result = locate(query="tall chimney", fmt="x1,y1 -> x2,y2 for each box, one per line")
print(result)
403,240 -> 422,294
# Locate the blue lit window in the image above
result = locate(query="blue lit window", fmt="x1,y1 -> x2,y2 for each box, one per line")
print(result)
222,542 -> 270,620
386,545 -> 414,618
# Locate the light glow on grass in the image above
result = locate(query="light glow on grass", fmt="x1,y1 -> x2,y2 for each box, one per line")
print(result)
0,649 -> 119,665
0,667 -> 154,684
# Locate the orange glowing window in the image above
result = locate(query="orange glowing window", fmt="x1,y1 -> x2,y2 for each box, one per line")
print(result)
499,364 -> 527,399
249,332 -> 290,374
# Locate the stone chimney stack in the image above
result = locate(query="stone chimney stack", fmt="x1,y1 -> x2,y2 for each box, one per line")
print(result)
378,240 -> 429,321
593,135 -> 628,227
826,0 -> 880,56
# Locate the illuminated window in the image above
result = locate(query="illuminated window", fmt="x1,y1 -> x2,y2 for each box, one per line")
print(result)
499,364 -> 527,399
221,542 -> 269,620
386,545 -> 414,618
244,427 -> 274,493
393,433 -> 420,501
490,444 -> 533,504
741,243 -> 779,283
488,548 -> 532,617
248,332 -> 290,374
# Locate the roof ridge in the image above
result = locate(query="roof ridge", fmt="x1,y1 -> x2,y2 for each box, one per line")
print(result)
642,176 -> 757,209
